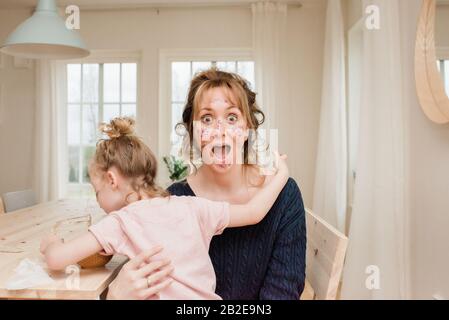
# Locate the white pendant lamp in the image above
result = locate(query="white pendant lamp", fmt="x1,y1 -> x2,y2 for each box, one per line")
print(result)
0,0 -> 90,59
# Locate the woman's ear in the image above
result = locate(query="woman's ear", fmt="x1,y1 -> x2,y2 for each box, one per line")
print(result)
106,170 -> 118,189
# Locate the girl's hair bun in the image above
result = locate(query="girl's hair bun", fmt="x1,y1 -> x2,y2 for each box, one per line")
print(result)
100,116 -> 136,139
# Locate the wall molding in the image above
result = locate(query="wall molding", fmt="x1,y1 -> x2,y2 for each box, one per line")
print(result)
63,49 -> 142,64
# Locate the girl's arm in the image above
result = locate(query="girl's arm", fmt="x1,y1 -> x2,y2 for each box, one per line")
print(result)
40,232 -> 103,271
228,153 -> 289,227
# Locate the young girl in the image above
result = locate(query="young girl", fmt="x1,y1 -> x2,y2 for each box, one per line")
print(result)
40,116 -> 289,300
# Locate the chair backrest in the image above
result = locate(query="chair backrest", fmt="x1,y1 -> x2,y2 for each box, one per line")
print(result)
305,208 -> 348,300
2,189 -> 37,213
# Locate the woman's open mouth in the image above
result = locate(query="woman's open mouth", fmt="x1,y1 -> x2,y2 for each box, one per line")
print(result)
211,143 -> 232,164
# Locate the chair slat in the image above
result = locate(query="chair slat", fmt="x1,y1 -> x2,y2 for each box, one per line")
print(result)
305,208 -> 348,300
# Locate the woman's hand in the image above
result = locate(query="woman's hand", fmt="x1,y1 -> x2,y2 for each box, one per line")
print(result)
107,246 -> 174,300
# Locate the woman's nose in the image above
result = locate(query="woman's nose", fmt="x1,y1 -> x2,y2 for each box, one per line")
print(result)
213,119 -> 226,135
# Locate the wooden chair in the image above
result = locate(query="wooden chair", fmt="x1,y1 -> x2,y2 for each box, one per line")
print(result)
301,208 -> 348,300
2,189 -> 37,213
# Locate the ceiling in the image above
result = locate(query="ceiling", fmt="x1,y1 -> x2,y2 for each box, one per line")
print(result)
0,0 -> 313,10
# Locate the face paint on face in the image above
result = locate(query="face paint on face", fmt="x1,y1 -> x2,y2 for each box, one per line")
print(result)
210,98 -> 228,108
201,127 -> 213,141
226,125 -> 245,137
193,87 -> 252,171
216,119 -> 224,132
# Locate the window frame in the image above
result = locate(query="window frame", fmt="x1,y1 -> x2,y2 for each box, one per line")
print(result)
158,48 -> 254,185
63,51 -> 142,198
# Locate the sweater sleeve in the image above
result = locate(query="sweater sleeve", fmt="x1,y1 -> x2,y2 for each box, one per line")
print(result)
259,178 -> 307,300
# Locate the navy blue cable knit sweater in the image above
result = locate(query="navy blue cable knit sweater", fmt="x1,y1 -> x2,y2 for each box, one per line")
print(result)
167,177 -> 306,300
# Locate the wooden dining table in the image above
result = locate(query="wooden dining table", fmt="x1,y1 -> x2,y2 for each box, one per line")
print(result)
0,199 -> 128,299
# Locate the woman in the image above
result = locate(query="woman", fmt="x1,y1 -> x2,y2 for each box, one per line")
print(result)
107,69 -> 306,300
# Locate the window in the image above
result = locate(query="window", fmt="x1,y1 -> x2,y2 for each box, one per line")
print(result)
170,60 -> 255,155
437,60 -> 449,97
67,62 -> 137,197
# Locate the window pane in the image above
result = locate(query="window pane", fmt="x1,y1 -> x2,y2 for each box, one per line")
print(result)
122,63 -> 137,103
67,64 -> 81,103
237,61 -> 255,89
122,104 -> 136,118
103,104 -> 120,123
217,61 -> 236,73
82,146 -> 96,183
104,63 -> 120,102
192,61 -> 211,76
82,104 -> 99,144
68,146 -> 79,183
82,64 -> 99,102
172,62 -> 191,103
68,104 -> 80,145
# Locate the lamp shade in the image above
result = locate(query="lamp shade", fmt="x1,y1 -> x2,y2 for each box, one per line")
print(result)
0,0 -> 90,59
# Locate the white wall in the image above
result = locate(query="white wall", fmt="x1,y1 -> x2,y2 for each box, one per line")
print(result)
0,9 -> 36,197
342,0 -> 362,30
0,4 -> 326,207
410,2 -> 449,299
436,5 -> 449,48
285,5 -> 326,205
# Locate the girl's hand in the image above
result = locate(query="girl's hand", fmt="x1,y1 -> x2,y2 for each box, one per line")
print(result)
40,234 -> 63,254
274,151 -> 289,178
107,246 -> 174,300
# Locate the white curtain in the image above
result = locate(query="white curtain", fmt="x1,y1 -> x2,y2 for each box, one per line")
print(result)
341,0 -> 413,299
252,1 -> 287,132
33,60 -> 67,203
312,0 -> 347,233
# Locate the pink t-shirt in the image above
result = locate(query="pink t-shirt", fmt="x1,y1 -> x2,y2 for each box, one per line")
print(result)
89,195 -> 230,300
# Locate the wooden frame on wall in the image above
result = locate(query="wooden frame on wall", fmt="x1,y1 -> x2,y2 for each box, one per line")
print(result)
415,0 -> 449,124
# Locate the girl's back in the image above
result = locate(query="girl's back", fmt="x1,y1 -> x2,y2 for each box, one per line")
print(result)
89,195 -> 230,300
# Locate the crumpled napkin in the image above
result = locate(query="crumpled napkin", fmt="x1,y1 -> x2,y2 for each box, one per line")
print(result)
5,258 -> 55,290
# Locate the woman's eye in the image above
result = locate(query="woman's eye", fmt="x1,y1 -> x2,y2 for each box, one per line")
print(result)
227,114 -> 238,123
201,115 -> 213,125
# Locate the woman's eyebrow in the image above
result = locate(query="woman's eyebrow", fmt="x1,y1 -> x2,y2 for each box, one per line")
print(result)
198,105 -> 239,112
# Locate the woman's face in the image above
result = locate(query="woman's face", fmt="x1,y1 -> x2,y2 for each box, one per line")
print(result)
194,86 -> 249,173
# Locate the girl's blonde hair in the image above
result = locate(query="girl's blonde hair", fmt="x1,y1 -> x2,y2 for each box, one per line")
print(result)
90,117 -> 168,199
